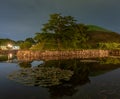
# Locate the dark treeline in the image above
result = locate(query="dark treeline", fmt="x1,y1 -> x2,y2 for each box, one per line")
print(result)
1,13 -> 120,50
29,13 -> 120,50
0,38 -> 15,45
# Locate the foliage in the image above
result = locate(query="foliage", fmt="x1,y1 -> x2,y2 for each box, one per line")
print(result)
18,38 -> 35,50
97,42 -> 120,49
42,13 -> 76,34
15,40 -> 24,46
87,31 -> 120,48
32,13 -> 89,50
0,38 -> 15,45
1,14 -> 119,50
25,38 -> 35,44
30,42 -> 45,50
20,41 -> 32,50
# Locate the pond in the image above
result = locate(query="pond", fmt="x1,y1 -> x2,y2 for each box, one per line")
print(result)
1,58 -> 120,99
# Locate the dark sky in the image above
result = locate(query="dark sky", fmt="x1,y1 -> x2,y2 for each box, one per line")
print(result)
0,0 -> 120,40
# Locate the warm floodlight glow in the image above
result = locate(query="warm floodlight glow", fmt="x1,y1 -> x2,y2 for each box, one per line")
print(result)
7,44 -> 13,48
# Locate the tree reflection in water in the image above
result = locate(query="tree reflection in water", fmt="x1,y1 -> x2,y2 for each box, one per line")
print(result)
18,61 -> 32,68
42,59 -> 90,98
9,66 -> 73,87
8,58 -> 120,98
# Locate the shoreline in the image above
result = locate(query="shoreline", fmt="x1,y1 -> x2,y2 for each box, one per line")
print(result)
17,50 -> 109,61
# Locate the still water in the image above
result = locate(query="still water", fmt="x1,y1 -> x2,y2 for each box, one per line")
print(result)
1,58 -> 120,99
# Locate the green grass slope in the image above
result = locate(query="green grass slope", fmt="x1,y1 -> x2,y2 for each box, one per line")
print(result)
87,25 -> 112,32
87,31 -> 120,48
85,24 -> 120,48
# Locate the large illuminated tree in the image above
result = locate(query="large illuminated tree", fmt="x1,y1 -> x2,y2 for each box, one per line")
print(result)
34,13 -> 89,49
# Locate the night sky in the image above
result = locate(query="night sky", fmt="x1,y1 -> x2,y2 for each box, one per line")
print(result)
0,0 -> 120,40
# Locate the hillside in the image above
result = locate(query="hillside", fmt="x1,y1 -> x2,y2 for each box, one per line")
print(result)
88,31 -> 120,41
87,25 -> 112,32
87,25 -> 120,46
30,25 -> 120,50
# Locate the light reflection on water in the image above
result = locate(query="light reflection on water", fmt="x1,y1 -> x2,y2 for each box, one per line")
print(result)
0,58 -> 120,99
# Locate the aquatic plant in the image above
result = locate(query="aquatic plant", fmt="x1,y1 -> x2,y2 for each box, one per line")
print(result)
9,67 -> 73,87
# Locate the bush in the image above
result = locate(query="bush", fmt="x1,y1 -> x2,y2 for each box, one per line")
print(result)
20,41 -> 32,50
97,42 -> 120,50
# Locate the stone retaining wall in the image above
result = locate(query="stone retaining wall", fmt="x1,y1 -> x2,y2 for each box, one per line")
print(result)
17,50 -> 109,61
0,50 -> 18,55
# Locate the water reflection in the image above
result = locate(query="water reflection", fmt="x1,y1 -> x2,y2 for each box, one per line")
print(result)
8,58 -> 120,98
18,61 -> 32,68
0,54 -> 17,63
9,66 -> 73,87
99,57 -> 120,64
47,61 -> 90,99
0,55 -> 8,61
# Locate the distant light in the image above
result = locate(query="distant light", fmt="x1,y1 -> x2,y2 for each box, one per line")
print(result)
7,44 -> 13,48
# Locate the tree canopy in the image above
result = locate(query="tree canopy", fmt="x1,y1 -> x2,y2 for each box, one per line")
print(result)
0,39 -> 15,45
32,13 -> 89,50
18,13 -> 120,50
